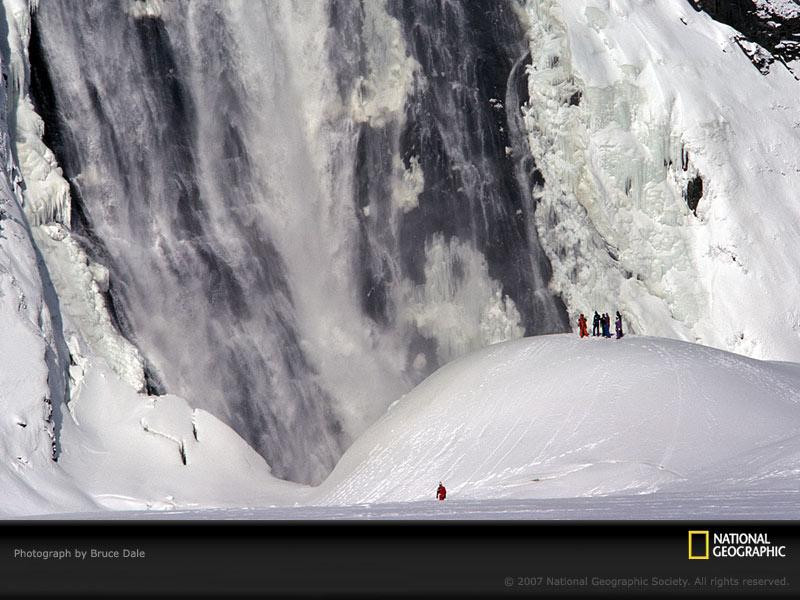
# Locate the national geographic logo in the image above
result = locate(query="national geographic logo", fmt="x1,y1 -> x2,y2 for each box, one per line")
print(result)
689,531 -> 710,560
689,530 -> 788,560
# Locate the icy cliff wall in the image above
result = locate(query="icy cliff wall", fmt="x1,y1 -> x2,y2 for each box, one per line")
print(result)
523,0 -> 800,361
5,0 -> 147,393
0,0 -> 90,513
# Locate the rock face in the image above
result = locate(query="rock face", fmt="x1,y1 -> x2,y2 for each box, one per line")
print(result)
688,0 -> 800,77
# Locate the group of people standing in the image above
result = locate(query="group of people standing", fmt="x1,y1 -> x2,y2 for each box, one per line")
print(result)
577,311 -> 624,339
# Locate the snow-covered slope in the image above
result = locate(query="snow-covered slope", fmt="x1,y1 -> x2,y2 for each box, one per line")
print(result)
0,350 -> 305,517
0,334 -> 306,517
313,334 -> 800,505
523,0 -> 800,362
55,352 -> 306,512
10,332 -> 800,518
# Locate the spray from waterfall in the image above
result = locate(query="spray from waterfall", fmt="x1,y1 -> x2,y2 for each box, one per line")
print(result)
25,0 -> 568,484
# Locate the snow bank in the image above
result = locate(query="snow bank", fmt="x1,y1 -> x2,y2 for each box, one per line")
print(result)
55,351 -> 307,512
314,334 -> 800,505
0,335 -> 307,517
5,329 -> 800,516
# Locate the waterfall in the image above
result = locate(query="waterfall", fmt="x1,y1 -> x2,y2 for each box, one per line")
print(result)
28,0 -> 568,484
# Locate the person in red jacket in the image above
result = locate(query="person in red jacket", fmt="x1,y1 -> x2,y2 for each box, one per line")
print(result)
577,313 -> 588,338
436,482 -> 446,501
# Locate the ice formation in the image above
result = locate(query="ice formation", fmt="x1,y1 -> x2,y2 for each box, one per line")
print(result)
522,0 -> 800,361
4,0 -> 146,391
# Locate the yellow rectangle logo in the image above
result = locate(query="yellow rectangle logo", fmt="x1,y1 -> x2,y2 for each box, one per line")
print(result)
689,530 -> 710,560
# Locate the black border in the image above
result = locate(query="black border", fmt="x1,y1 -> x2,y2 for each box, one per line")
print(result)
1,520 -> 798,597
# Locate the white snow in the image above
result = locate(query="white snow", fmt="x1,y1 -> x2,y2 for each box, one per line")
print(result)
56,353 -> 307,512
10,334 -> 800,519
32,489 -> 800,520
0,334 -> 308,516
312,335 -> 800,507
523,0 -> 800,363
0,0 -> 92,517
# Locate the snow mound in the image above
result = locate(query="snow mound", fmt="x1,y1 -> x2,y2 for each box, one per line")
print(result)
55,354 -> 307,513
314,335 -> 800,504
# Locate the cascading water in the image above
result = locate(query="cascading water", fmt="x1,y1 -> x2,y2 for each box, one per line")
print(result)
385,0 -> 569,338
27,0 -> 568,484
